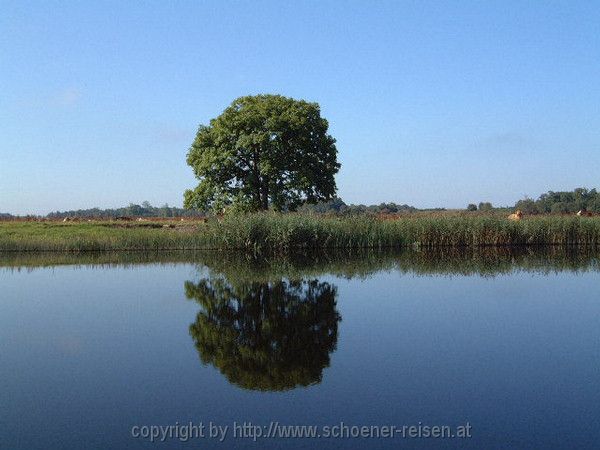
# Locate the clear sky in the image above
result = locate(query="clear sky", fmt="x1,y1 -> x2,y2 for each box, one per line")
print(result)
1,1 -> 599,215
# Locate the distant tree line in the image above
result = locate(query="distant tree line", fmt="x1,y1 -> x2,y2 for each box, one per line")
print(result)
46,202 -> 206,219
3,199 -> 420,219
514,188 -> 600,214
48,198 -> 423,218
298,197 -> 419,214
466,188 -> 600,214
5,188 -> 598,219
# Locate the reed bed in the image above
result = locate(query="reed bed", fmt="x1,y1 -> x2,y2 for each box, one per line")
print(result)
1,214 -> 599,252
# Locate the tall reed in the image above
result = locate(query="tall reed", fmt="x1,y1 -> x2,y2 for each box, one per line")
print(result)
1,214 -> 599,252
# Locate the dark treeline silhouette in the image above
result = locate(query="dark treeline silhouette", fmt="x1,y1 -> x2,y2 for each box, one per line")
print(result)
3,187 -> 599,219
46,202 -> 205,219
514,188 -> 600,214
7,199 -> 422,219
15,199 -> 420,219
466,188 -> 600,214
298,197 -> 419,214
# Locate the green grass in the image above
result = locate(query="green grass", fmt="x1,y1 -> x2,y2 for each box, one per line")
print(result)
0,221 -> 215,252
1,213 -> 600,252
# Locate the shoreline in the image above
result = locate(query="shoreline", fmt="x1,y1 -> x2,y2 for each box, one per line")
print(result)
1,213 -> 599,253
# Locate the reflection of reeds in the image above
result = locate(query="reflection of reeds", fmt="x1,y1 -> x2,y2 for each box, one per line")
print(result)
1,247 -> 598,278
1,214 -> 600,252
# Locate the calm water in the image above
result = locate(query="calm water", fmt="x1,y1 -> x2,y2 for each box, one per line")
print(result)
1,250 -> 599,449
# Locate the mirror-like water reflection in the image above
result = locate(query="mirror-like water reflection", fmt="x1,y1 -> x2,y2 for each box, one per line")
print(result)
1,247 -> 599,449
2,246 -> 598,275
185,277 -> 340,391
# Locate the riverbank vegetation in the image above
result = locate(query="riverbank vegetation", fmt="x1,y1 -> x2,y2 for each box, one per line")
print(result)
1,213 -> 600,253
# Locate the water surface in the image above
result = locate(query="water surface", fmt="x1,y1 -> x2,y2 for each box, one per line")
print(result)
1,249 -> 599,449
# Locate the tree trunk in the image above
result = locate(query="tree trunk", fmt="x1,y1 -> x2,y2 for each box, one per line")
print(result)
261,176 -> 269,210
251,144 -> 262,210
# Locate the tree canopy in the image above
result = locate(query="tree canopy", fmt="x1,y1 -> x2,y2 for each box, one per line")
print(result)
184,95 -> 340,212
515,188 -> 600,214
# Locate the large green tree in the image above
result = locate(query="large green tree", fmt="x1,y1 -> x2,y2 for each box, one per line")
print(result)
184,95 -> 340,212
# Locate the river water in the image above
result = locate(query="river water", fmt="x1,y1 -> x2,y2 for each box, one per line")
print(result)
1,249 -> 598,449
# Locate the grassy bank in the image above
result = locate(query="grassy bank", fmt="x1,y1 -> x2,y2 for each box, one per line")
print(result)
1,213 -> 600,252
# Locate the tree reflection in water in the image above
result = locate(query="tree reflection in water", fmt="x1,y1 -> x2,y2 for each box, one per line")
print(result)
185,275 -> 340,391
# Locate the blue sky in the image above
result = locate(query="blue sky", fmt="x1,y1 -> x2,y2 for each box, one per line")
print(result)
1,1 -> 599,215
